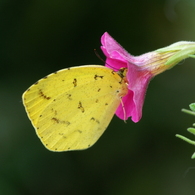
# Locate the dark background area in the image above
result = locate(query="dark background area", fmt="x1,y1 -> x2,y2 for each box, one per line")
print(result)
1,0 -> 195,194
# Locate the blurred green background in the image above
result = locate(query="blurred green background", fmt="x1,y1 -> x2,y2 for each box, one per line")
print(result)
1,0 -> 195,194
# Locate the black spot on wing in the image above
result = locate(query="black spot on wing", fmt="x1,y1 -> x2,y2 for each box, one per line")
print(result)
51,117 -> 71,126
38,89 -> 51,100
66,93 -> 72,100
111,71 -> 115,75
73,78 -> 77,87
78,101 -> 85,113
90,117 -> 100,124
51,117 -> 60,123
51,108 -> 58,115
94,75 -> 104,80
91,117 -> 95,121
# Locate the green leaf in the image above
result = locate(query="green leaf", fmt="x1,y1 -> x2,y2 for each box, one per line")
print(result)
189,103 -> 195,112
191,153 -> 195,159
187,127 -> 195,135
189,54 -> 195,58
181,108 -> 195,116
176,134 -> 195,145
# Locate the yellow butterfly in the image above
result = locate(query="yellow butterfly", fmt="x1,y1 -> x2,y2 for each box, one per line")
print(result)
22,65 -> 128,151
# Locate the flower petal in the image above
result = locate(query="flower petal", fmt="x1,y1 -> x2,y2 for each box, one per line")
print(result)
101,32 -> 129,69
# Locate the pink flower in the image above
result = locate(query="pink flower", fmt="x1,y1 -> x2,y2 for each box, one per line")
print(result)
101,32 -> 195,122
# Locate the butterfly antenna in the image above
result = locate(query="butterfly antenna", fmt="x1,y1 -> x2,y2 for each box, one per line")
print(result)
94,49 -> 105,64
120,98 -> 127,123
94,49 -> 118,71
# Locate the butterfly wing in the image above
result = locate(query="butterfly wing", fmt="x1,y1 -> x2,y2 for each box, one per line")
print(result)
22,65 -> 128,151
